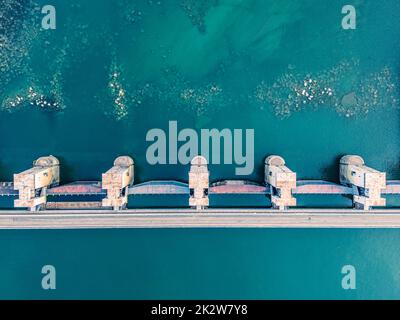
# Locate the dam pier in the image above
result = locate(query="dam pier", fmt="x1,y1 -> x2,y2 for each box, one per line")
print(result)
1,154 -> 400,229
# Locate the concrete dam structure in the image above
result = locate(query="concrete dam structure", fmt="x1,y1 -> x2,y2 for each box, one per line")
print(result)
1,154 -> 400,229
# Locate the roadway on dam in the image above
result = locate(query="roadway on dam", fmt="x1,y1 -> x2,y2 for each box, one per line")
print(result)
2,209 -> 400,229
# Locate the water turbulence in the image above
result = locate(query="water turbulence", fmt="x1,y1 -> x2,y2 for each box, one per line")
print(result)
1,0 -> 66,114
254,60 -> 399,118
180,0 -> 219,34
107,60 -> 129,121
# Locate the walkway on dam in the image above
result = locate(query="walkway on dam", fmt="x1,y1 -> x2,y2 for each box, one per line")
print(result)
2,209 -> 400,229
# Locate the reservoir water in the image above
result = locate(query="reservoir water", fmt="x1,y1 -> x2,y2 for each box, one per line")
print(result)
1,0 -> 400,299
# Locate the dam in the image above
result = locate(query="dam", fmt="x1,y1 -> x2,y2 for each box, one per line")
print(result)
1,154 -> 400,229
3,0 -> 400,300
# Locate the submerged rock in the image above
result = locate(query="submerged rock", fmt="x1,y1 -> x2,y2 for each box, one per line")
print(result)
180,0 -> 218,33
341,92 -> 357,108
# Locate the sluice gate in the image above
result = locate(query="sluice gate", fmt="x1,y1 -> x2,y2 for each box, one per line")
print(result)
0,154 -> 397,212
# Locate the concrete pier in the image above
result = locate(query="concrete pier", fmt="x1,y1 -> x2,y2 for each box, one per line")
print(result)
102,156 -> 134,210
13,156 -> 59,211
265,155 -> 296,210
188,156 -> 209,210
340,155 -> 386,210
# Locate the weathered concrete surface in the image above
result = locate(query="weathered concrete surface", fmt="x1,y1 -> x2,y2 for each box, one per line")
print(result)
265,155 -> 296,210
14,155 -> 60,210
102,156 -> 134,210
340,155 -> 386,209
189,156 -> 209,210
1,209 -> 400,229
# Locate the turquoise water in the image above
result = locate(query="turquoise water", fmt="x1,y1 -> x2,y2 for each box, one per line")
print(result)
1,228 -> 400,300
1,0 -> 400,182
1,0 -> 400,299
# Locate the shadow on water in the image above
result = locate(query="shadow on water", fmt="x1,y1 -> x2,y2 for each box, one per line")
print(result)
319,155 -> 343,183
57,156 -> 77,183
